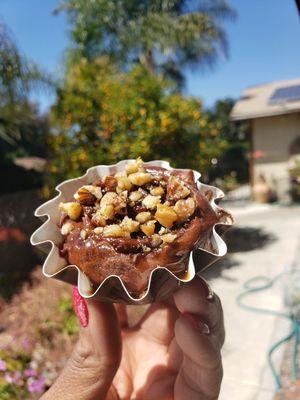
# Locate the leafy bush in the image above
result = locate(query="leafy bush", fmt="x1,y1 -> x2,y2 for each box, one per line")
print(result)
46,58 -> 227,191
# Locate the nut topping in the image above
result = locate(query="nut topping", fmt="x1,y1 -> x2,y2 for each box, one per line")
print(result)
173,197 -> 196,221
161,233 -> 177,243
59,202 -> 82,220
58,157 -> 198,246
167,176 -> 190,201
103,224 -> 127,238
135,211 -> 151,223
61,221 -> 74,235
140,220 -> 156,236
150,186 -> 164,196
155,204 -> 177,228
142,194 -> 161,210
120,216 -> 140,233
128,172 -> 153,186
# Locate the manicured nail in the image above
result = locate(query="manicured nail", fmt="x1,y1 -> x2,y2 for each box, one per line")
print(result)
182,312 -> 210,335
199,276 -> 214,301
72,286 -> 89,328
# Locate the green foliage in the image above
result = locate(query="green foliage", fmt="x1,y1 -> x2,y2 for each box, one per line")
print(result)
58,295 -> 79,336
47,58 -> 227,191
56,0 -> 234,85
0,350 -> 32,400
0,21 -> 50,191
204,98 -> 250,183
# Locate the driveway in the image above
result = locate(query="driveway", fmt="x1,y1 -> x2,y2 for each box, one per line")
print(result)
202,205 -> 300,400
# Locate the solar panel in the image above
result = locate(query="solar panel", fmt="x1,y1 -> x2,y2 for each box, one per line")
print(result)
269,84 -> 300,104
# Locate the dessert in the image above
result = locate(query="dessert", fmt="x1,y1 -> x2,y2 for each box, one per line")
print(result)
58,158 -> 224,296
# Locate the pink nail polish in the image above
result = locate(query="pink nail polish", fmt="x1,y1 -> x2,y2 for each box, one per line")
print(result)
72,286 -> 89,328
182,312 -> 210,335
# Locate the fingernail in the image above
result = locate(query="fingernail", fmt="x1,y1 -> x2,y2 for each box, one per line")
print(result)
182,312 -> 210,335
72,286 -> 89,328
199,276 -> 214,301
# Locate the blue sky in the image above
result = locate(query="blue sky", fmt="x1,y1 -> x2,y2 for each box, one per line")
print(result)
1,0 -> 299,111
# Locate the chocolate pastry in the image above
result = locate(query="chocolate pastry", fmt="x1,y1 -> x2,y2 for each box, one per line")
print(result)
58,158 -> 224,296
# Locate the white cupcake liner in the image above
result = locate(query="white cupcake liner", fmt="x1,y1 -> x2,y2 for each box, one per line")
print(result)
30,160 -> 233,304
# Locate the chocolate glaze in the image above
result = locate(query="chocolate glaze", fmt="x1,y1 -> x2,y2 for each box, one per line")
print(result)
61,167 -> 222,296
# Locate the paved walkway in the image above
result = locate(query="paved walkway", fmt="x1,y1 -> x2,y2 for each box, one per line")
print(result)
202,205 -> 300,400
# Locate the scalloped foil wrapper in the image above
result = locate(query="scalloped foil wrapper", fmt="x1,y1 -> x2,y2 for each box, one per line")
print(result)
30,160 -> 233,304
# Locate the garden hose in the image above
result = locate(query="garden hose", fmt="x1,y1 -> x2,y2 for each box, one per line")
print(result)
236,273 -> 299,390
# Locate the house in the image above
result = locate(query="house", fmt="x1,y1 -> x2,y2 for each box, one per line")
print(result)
231,77 -> 300,202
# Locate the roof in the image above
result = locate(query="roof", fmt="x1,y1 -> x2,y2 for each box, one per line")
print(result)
230,77 -> 300,121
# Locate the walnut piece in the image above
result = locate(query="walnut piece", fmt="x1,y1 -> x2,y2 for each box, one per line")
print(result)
167,176 -> 190,201
129,190 -> 143,202
161,233 -> 177,243
120,216 -> 140,233
155,204 -> 177,228
74,185 -> 101,205
61,221 -> 74,235
150,186 -> 164,196
135,211 -> 151,223
117,175 -> 133,191
59,202 -> 82,221
92,210 -> 108,226
173,197 -> 196,221
140,220 -> 156,236
128,172 -> 153,186
93,227 -> 104,234
103,224 -> 126,238
142,194 -> 161,210
126,157 -> 144,174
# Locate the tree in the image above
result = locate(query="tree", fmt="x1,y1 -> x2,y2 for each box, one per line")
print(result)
47,58 -> 227,190
56,0 -> 234,86
0,21 -> 50,191
204,98 -> 250,187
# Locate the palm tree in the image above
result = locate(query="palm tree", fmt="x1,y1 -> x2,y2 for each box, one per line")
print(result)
56,0 -> 235,86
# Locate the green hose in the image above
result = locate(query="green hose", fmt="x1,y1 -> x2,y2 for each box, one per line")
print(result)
236,274 -> 299,390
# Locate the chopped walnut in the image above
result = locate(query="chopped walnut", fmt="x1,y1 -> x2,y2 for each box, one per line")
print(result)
116,175 -> 132,191
61,221 -> 74,235
103,224 -> 127,238
173,197 -> 196,221
135,211 -> 151,223
126,157 -> 144,174
104,176 -> 118,192
128,172 -> 153,186
74,185 -> 102,205
150,186 -> 164,196
99,192 -> 125,216
59,202 -> 82,221
142,194 -> 161,210
93,227 -> 104,234
151,233 -> 163,247
120,216 -> 140,233
167,176 -> 190,201
129,190 -> 143,202
161,233 -> 177,243
140,220 -> 156,236
155,204 -> 177,228
91,210 -> 107,226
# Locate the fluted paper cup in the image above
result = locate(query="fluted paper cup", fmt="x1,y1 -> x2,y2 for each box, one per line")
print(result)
30,160 -> 233,304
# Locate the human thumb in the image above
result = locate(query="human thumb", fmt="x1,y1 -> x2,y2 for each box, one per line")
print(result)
41,287 -> 121,400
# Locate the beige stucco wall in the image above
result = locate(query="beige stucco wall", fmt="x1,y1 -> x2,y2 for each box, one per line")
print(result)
252,113 -> 300,201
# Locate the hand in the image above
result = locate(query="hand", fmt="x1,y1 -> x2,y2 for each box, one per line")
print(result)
41,277 -> 224,400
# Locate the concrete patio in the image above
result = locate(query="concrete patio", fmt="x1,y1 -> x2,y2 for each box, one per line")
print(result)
203,204 -> 300,400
